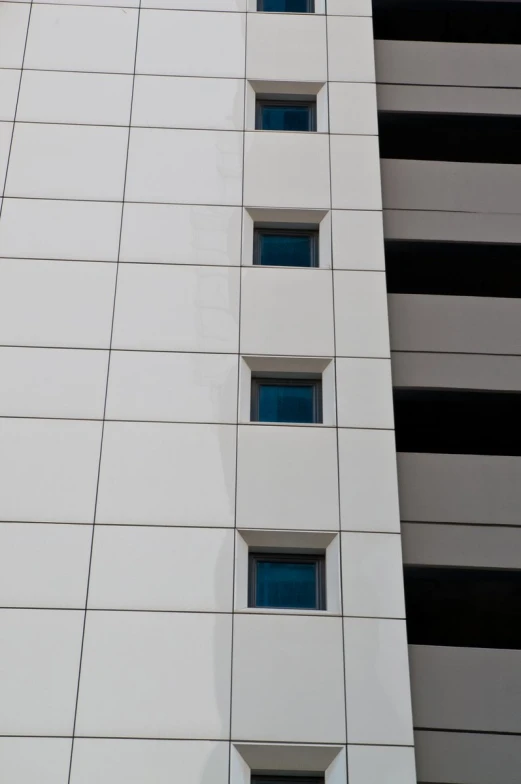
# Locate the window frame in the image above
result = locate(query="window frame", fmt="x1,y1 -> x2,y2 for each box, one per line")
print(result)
250,376 -> 323,424
253,228 -> 319,268
256,98 -> 317,132
248,551 -> 327,611
257,0 -> 315,13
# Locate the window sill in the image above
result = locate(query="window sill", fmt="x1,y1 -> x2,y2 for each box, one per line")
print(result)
235,606 -> 340,617
242,420 -> 334,428
250,263 -> 329,269
252,129 -> 325,134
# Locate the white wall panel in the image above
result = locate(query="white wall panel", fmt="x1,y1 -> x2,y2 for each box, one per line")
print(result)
327,16 -> 376,81
0,199 -> 122,262
126,128 -> 243,204
236,425 -> 339,530
136,10 -> 246,77
347,745 -> 416,784
247,13 -> 326,82
132,76 -> 244,130
0,3 -> 30,68
112,263 -> 240,352
17,71 -> 133,125
339,428 -> 400,532
120,203 -> 242,266
96,422 -> 236,526
329,82 -> 378,135
5,124 -> 128,201
232,614 -> 346,743
342,532 -> 406,619
106,351 -> 238,423
24,6 -> 138,73
142,0 -> 245,7
334,271 -> 390,358
336,358 -> 394,429
327,0 -> 372,14
71,740 -> 229,784
0,347 -> 107,419
244,132 -> 330,209
330,135 -> 382,210
0,122 -> 12,192
0,70 -> 20,121
0,738 -> 72,784
76,612 -> 232,738
0,523 -> 91,608
332,210 -> 385,270
0,609 -> 83,734
88,526 -> 234,611
240,267 -> 334,356
0,419 -> 102,523
0,259 -> 116,348
345,618 -> 414,746
34,0 -> 139,6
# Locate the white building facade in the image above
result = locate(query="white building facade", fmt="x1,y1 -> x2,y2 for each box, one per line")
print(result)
0,1 -> 417,782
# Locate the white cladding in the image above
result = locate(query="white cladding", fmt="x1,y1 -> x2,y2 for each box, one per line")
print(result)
0,1 -> 416,782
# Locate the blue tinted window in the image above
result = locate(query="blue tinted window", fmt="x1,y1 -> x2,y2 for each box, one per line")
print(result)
257,382 -> 317,423
257,232 -> 316,267
259,103 -> 314,132
255,560 -> 319,609
260,0 -> 313,11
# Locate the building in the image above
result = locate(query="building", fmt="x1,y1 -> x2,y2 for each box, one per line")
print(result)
0,0 -> 519,782
375,1 -> 521,782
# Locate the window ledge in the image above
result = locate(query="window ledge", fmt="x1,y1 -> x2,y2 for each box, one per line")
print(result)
240,420 -> 334,428
235,607 -> 340,617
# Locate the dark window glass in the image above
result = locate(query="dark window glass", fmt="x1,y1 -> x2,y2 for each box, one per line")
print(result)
385,240 -> 521,298
255,229 -> 318,268
394,389 -> 521,456
252,778 -> 323,784
251,378 -> 322,424
257,101 -> 316,132
404,566 -> 521,650
378,112 -> 521,165
258,0 -> 314,12
249,554 -> 325,610
373,0 -> 521,45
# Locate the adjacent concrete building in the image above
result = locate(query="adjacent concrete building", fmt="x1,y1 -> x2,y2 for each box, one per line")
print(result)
376,1 -> 521,781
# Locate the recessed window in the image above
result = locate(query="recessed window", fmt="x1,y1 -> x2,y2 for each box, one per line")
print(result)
254,228 -> 318,268
249,552 -> 326,610
256,99 -> 316,132
258,0 -> 315,12
251,377 -> 322,424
